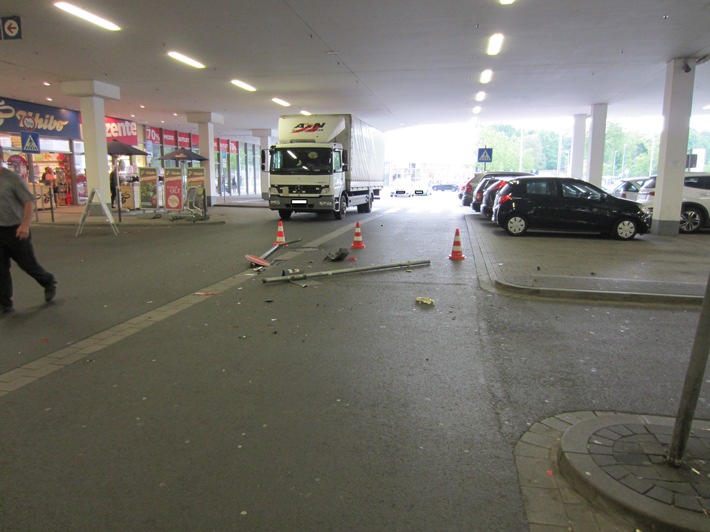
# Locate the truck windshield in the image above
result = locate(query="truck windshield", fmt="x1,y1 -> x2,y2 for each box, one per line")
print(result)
270,147 -> 333,175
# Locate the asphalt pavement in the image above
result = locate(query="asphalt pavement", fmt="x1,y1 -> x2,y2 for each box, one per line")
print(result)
9,197 -> 710,530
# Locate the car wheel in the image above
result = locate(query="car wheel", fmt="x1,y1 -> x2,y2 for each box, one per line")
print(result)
504,214 -> 528,236
680,206 -> 704,233
462,198 -> 471,207
278,209 -> 292,220
334,194 -> 347,220
612,217 -> 637,240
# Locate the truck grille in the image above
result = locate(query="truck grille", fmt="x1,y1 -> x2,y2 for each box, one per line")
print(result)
275,185 -> 323,195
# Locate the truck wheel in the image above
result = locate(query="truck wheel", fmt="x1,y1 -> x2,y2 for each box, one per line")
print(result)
334,195 -> 347,220
278,209 -> 292,220
357,193 -> 373,213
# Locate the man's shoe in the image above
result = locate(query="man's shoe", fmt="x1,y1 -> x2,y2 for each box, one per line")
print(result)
1,305 -> 14,315
44,283 -> 57,302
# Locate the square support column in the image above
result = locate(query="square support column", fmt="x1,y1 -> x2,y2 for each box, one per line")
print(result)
61,81 -> 120,211
653,58 -> 696,235
570,114 -> 587,180
187,112 -> 224,205
586,103 -> 607,187
253,128 -> 276,199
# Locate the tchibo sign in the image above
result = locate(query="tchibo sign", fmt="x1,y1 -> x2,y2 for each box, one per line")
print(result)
105,117 -> 138,145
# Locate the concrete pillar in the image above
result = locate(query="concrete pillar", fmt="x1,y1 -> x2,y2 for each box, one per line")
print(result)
187,112 -> 224,205
652,58 -> 696,235
253,128 -> 276,199
587,103 -> 607,187
570,114 -> 587,180
61,80 -> 120,209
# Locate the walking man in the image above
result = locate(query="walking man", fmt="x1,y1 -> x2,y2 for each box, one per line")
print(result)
0,145 -> 56,314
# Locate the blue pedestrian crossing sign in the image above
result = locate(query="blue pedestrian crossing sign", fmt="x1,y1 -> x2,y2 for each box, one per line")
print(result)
477,147 -> 493,163
21,132 -> 40,154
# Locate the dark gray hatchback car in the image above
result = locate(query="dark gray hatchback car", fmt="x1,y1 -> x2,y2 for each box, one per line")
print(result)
492,177 -> 652,240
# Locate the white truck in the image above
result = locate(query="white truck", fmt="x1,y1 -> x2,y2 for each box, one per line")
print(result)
263,114 -> 385,220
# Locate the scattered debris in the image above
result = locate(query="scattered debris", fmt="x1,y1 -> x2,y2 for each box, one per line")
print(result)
325,248 -> 350,261
415,296 -> 435,305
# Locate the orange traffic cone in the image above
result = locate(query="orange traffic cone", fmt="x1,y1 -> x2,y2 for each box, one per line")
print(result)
351,222 -> 365,249
448,228 -> 465,261
274,220 -> 287,246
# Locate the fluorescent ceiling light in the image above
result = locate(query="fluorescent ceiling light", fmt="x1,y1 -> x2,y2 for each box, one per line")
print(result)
231,79 -> 257,92
54,2 -> 121,31
300,110 -> 312,116
272,98 -> 291,107
475,91 -> 486,102
480,69 -> 493,84
167,51 -> 206,69
499,0 -> 515,4
487,33 -> 505,55
472,106 -> 482,114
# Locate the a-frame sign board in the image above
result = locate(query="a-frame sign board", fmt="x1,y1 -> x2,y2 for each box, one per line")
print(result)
76,188 -> 119,237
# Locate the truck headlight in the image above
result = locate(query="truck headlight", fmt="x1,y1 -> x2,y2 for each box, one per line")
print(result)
269,187 -> 278,194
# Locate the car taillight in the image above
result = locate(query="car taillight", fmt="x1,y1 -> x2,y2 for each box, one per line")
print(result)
475,192 -> 482,201
499,194 -> 512,204
621,192 -> 627,198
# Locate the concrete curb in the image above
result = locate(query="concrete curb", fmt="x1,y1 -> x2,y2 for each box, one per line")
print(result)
494,279 -> 704,306
557,413 -> 710,532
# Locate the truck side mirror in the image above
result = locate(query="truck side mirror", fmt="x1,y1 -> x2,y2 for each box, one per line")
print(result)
261,149 -> 268,171
342,150 -> 349,171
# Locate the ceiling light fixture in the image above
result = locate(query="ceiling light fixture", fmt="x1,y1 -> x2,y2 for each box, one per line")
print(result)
54,2 -> 121,31
300,110 -> 312,116
43,81 -> 51,87
487,33 -> 505,55
499,0 -> 515,4
480,69 -> 493,84
231,79 -> 257,92
475,91 -> 486,102
472,106 -> 482,114
272,98 -> 291,107
167,51 -> 206,69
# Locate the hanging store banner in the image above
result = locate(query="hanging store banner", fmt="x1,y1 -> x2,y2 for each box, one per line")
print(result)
105,117 -> 138,145
162,129 -> 177,147
164,168 -> 184,211
138,167 -> 159,209
0,97 -> 80,138
177,131 -> 191,148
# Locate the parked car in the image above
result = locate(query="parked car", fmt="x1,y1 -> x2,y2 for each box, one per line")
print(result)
432,183 -> 458,192
492,177 -> 651,240
390,179 -> 413,197
411,180 -> 432,196
610,178 -> 649,202
461,171 -> 533,207
471,177 -> 496,212
480,174 -> 535,217
636,173 -> 710,233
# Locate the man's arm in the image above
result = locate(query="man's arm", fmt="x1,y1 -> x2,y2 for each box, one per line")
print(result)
16,200 -> 33,240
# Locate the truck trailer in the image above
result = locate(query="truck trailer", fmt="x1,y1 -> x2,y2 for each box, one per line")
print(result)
263,114 -> 385,220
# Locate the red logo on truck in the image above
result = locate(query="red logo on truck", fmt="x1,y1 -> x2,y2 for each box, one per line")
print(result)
292,122 -> 325,134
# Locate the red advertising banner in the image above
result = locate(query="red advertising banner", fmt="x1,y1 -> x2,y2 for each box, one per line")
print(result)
219,138 -> 229,152
145,126 -> 162,144
229,140 -> 238,154
105,117 -> 138,145
191,133 -> 199,148
213,137 -> 220,152
138,167 -> 160,209
162,129 -> 177,147
177,131 -> 191,148
164,168 -> 184,211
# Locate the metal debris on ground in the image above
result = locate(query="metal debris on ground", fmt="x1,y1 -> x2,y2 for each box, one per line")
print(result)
325,247 -> 350,261
415,296 -> 435,305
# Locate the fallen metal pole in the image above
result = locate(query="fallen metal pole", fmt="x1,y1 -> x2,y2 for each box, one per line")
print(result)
261,238 -> 302,260
262,259 -> 431,284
